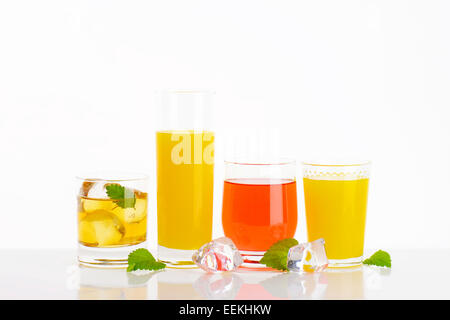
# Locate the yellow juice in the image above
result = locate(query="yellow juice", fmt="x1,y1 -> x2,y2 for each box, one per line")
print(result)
303,177 -> 369,260
156,130 -> 214,250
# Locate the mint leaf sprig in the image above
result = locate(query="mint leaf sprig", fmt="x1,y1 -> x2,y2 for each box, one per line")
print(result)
105,184 -> 136,209
259,238 -> 299,271
127,248 -> 166,272
363,250 -> 391,267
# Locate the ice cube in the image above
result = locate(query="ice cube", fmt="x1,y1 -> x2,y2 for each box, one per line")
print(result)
287,238 -> 328,273
79,181 -> 114,212
192,237 -> 243,273
81,197 -> 116,213
122,196 -> 147,223
86,182 -> 109,199
80,181 -> 95,197
79,210 -> 125,246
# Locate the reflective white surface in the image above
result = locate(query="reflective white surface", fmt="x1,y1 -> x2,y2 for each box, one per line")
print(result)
1,249 -> 449,299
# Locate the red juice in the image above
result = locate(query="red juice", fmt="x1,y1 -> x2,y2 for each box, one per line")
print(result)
222,178 -> 298,251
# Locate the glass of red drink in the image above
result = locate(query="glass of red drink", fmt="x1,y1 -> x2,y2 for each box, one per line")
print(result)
221,160 -> 298,268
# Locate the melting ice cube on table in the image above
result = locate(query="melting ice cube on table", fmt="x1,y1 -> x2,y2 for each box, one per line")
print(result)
192,237 -> 243,273
287,238 -> 328,273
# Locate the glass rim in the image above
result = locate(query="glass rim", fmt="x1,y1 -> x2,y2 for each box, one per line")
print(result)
224,158 -> 296,166
301,160 -> 371,167
76,171 -> 149,182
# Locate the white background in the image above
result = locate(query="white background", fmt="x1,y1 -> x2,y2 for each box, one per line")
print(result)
1,0 -> 449,250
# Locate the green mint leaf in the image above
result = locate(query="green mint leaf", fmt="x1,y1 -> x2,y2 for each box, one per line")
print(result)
260,238 -> 299,271
363,250 -> 391,267
127,262 -> 136,272
127,248 -> 166,272
106,184 -> 136,209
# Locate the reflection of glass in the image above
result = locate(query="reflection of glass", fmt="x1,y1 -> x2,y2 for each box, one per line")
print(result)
222,160 -> 298,267
156,269 -> 204,300
193,273 -> 243,300
260,272 -> 327,299
77,266 -> 149,300
156,90 -> 214,267
76,172 -> 148,267
303,161 -> 370,267
259,268 -> 365,300
323,267 -> 364,299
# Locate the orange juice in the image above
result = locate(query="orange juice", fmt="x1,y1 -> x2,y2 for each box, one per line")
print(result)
156,130 -> 214,250
303,177 -> 369,261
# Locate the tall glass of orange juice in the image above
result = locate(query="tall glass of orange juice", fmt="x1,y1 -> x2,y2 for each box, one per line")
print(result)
156,90 -> 214,268
303,161 -> 370,268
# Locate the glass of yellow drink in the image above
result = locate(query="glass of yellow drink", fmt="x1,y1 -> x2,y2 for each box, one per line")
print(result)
156,90 -> 214,268
302,161 -> 370,268
76,172 -> 149,268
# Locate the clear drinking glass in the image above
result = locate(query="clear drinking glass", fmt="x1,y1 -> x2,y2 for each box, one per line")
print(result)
222,160 -> 298,268
77,172 -> 149,267
302,161 -> 371,268
156,90 -> 215,268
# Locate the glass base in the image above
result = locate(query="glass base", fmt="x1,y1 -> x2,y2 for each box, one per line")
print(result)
239,250 -> 273,270
157,245 -> 197,269
78,242 -> 147,269
327,256 -> 362,269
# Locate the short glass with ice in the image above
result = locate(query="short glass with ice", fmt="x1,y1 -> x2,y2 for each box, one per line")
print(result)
77,173 -> 148,267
